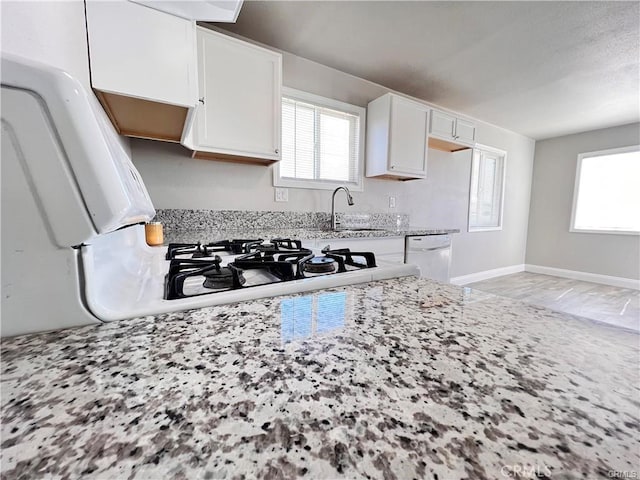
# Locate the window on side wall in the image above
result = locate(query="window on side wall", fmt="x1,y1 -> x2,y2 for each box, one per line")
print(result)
273,87 -> 365,191
468,145 -> 507,232
570,145 -> 640,234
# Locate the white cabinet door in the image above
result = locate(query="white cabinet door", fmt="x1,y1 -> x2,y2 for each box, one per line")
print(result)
428,109 -> 476,150
365,93 -> 428,180
430,109 -> 456,139
189,27 -> 282,162
388,96 -> 428,176
86,0 -> 197,108
455,118 -> 476,145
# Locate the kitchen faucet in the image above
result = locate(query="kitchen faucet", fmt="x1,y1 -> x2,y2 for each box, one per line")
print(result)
331,186 -> 354,231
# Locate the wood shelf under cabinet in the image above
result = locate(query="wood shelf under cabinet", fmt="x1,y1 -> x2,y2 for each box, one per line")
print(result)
428,136 -> 472,153
191,150 -> 277,166
373,174 -> 421,181
95,91 -> 188,143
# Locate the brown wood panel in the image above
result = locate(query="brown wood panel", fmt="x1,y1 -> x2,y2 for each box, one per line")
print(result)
369,174 -> 421,181
192,150 -> 276,166
428,136 -> 471,152
94,90 -> 188,142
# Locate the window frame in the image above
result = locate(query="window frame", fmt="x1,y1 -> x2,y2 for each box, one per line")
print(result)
273,87 -> 366,192
569,145 -> 640,236
468,144 -> 507,233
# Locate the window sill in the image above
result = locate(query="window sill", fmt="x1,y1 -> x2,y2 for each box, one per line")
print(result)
468,226 -> 503,232
570,228 -> 640,236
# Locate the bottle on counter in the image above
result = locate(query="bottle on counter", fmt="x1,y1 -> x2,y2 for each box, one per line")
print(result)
145,222 -> 164,246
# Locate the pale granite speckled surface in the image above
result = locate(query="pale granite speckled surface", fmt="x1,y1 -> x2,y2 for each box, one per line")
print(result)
154,210 -> 412,232
1,277 -> 639,479
162,227 -> 457,244
155,208 -> 457,245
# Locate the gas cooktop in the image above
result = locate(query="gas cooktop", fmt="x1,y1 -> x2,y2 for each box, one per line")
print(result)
164,238 -> 378,300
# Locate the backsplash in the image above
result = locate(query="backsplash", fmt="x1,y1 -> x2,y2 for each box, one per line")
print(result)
154,209 -> 410,231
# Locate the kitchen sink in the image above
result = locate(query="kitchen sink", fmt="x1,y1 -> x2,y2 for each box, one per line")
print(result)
334,227 -> 388,232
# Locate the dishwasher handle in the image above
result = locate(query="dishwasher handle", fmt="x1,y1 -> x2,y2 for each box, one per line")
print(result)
406,234 -> 451,252
411,245 -> 450,252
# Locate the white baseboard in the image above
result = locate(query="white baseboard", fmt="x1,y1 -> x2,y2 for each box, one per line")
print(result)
451,264 -> 640,290
450,264 -> 525,285
525,264 -> 640,290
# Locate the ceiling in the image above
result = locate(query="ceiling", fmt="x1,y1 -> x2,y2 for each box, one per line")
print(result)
216,1 -> 640,140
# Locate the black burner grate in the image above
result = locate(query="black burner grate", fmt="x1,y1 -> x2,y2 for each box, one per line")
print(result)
166,239 -> 264,260
164,256 -> 231,299
163,238 -> 378,299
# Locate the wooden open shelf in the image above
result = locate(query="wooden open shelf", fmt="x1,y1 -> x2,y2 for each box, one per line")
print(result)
428,136 -> 472,153
191,150 -> 277,166
94,90 -> 188,142
367,174 -> 422,181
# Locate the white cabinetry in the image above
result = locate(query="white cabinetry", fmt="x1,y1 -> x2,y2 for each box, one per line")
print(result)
455,118 -> 476,144
428,109 -> 476,152
183,27 -> 282,164
311,237 -> 406,265
85,0 -> 197,142
366,93 -> 429,180
129,0 -> 243,22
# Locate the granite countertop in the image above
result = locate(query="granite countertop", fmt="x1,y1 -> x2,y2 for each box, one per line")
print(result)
163,227 -> 458,244
2,277 -> 638,479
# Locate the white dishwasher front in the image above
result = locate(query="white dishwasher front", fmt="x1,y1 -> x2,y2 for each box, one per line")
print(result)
404,234 -> 451,282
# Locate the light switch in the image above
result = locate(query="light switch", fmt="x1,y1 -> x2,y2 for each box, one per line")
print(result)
389,196 -> 396,208
275,187 -> 289,202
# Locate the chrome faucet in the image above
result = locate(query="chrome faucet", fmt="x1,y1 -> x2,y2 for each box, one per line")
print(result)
331,186 -> 354,230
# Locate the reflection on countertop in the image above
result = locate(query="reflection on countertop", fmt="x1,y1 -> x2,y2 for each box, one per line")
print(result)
281,291 -> 349,344
1,277 -> 638,479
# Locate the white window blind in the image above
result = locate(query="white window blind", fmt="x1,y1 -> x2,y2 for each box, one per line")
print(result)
469,145 -> 506,232
571,146 -> 640,234
275,88 -> 365,191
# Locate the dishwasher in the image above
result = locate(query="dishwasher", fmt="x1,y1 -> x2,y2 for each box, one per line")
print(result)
404,234 -> 452,282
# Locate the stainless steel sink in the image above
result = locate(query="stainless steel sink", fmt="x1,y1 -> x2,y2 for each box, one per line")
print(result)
334,227 -> 388,232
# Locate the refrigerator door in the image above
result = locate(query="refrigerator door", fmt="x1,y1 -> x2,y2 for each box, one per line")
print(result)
1,54 -> 155,246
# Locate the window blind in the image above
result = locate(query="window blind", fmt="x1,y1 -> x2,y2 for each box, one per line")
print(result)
281,97 -> 360,184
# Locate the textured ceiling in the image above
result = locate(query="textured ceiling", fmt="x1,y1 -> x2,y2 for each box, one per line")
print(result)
217,1 -> 640,140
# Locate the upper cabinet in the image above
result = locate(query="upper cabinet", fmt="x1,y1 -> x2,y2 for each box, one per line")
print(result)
428,109 -> 476,152
129,0 -> 243,22
85,0 -> 198,142
182,27 -> 282,164
366,93 -> 428,180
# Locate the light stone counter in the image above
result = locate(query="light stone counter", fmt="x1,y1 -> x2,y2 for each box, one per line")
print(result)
1,277 -> 638,479
162,227 -> 458,244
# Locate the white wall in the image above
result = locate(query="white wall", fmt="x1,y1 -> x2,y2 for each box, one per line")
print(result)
1,1 -> 91,89
131,49 -> 536,278
526,123 -> 640,280
403,129 -> 536,278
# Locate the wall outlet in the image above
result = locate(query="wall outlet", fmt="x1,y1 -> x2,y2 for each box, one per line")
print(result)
275,187 -> 289,202
388,196 -> 396,208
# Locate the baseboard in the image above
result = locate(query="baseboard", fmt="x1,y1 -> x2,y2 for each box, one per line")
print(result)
450,263 -> 640,290
525,264 -> 640,290
450,264 -> 525,285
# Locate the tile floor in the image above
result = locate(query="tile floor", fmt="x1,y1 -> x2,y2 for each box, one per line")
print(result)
467,272 -> 640,332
